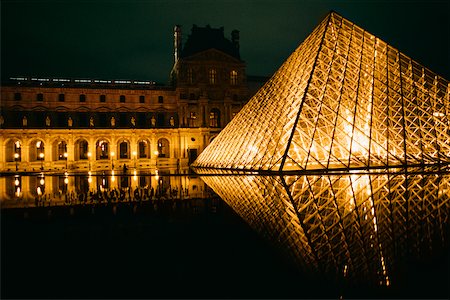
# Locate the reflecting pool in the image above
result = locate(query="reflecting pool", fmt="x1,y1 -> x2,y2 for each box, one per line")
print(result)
1,167 -> 449,298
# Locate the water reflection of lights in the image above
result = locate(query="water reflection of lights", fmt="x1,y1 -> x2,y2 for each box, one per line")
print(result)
199,168 -> 449,287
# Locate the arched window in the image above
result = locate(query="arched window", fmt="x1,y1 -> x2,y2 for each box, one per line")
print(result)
209,108 -> 221,128
6,140 -> 21,162
230,70 -> 238,85
96,140 -> 109,160
157,138 -> 170,158
209,69 -> 217,84
30,140 -> 45,162
53,140 -> 67,161
119,141 -> 129,159
138,140 -> 150,158
75,139 -> 89,160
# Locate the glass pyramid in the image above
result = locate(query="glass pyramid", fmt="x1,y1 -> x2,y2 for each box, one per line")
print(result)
193,11 -> 450,172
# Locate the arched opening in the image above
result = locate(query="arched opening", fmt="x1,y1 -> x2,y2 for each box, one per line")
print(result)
96,139 -> 110,160
209,108 -> 221,128
30,139 -> 45,162
138,139 -> 150,158
5,139 -> 22,162
118,140 -> 130,159
75,139 -> 89,160
52,140 -> 68,161
157,138 -> 170,158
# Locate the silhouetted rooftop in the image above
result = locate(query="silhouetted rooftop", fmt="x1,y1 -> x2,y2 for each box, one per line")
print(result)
181,25 -> 240,60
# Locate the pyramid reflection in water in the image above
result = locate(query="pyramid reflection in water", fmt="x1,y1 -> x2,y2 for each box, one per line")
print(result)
193,12 -> 449,171
200,168 -> 450,286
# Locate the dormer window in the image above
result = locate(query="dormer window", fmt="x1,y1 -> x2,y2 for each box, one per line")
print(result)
230,70 -> 238,85
209,69 -> 217,84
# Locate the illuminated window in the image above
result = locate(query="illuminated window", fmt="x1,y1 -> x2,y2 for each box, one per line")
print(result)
209,69 -> 217,84
139,95 -> 145,103
79,94 -> 86,102
209,109 -> 220,128
96,140 -> 109,160
158,96 -> 164,103
187,68 -> 193,84
58,94 -> 65,102
120,95 -> 126,103
188,112 -> 197,127
14,93 -> 22,101
119,141 -> 129,159
230,70 -> 238,85
100,95 -> 106,102
37,93 -> 44,101
157,138 -> 170,158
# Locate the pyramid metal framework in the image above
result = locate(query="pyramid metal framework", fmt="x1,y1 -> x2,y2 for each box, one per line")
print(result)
193,12 -> 450,172
200,169 -> 450,286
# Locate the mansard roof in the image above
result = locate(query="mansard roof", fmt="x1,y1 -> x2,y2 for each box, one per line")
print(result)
181,25 -> 240,60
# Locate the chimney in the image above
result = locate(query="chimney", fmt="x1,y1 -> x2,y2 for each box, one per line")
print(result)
174,25 -> 182,63
231,29 -> 240,50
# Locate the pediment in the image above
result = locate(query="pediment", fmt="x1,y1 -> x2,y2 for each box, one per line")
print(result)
183,49 -> 243,64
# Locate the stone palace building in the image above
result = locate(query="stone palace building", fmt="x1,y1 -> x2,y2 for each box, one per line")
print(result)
0,25 -> 265,174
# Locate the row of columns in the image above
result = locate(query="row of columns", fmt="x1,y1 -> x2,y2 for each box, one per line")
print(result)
0,129 -> 210,172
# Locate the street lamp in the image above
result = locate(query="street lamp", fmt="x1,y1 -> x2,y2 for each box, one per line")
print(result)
39,152 -> 44,171
64,152 -> 68,170
110,151 -> 115,170
14,153 -> 19,171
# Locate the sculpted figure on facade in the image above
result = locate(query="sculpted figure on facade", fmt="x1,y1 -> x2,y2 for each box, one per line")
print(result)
90,116 -> 94,127
22,116 -> 28,127
68,116 -> 73,127
111,116 -> 116,127
131,116 -> 136,127
45,116 -> 51,127
151,116 -> 156,127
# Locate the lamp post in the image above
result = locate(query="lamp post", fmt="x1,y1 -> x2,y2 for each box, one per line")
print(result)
111,151 -> 115,170
14,153 -> 19,171
39,152 -> 44,171
64,152 -> 68,170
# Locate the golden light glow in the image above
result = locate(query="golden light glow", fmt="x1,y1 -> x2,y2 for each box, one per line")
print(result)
200,170 -> 450,288
192,11 -> 449,171
14,179 -> 20,186
64,177 -> 69,184
14,153 -> 19,159
39,153 -> 44,159
87,152 -> 92,158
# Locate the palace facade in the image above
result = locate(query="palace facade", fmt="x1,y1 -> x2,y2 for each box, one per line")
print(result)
0,25 -> 264,173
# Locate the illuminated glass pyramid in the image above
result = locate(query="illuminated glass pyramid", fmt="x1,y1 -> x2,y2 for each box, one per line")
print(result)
193,11 -> 450,171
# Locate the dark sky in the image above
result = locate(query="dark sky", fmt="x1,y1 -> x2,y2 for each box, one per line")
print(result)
2,0 -> 449,84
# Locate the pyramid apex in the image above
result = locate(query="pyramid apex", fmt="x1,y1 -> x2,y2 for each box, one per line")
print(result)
193,11 -> 450,173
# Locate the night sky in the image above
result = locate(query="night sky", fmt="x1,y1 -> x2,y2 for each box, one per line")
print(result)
2,0 -> 449,84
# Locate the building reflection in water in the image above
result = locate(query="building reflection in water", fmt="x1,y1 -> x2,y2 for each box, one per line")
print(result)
199,167 -> 450,287
0,170 -> 209,206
